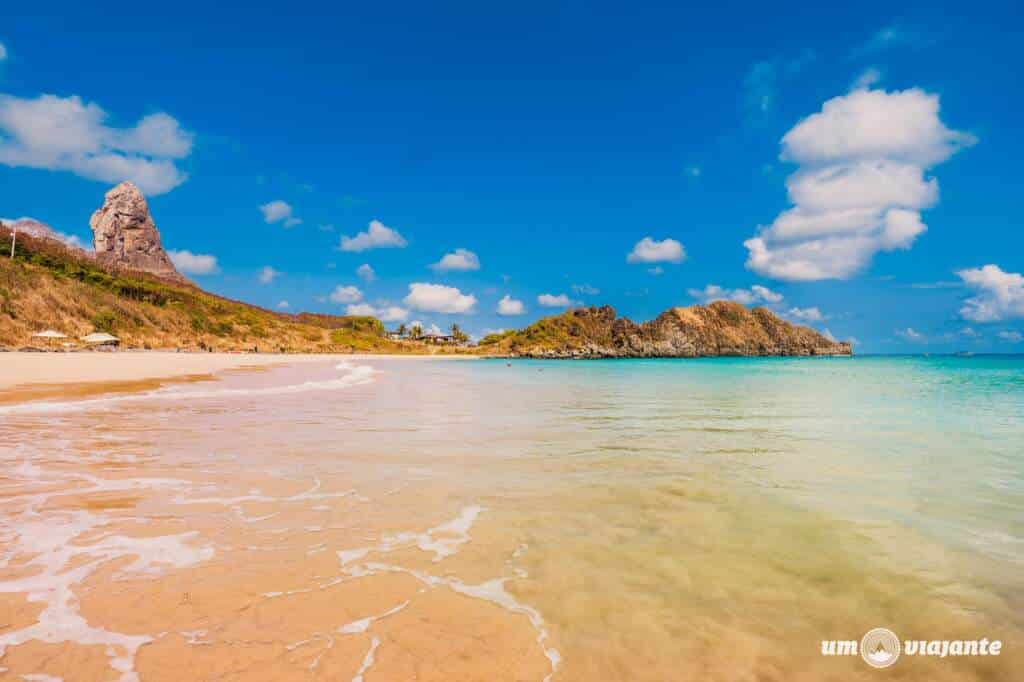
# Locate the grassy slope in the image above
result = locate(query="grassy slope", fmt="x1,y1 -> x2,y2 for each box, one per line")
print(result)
0,227 -> 432,353
478,305 -> 619,352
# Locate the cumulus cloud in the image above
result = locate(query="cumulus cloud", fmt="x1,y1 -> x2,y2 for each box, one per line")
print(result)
688,284 -> 783,305
430,248 -> 480,272
339,220 -> 407,252
744,88 -> 975,281
377,306 -> 410,322
344,303 -> 375,317
497,295 -> 525,316
345,303 -> 409,322
168,249 -> 218,275
356,263 -> 376,282
956,264 -> 1024,322
328,285 -> 363,304
258,266 -> 280,284
999,330 -> 1022,343
0,94 -> 193,195
404,283 -> 476,314
537,293 -> 575,307
276,300 -> 290,309
785,306 -> 824,322
896,327 -> 925,342
627,237 -> 686,264
259,200 -> 301,227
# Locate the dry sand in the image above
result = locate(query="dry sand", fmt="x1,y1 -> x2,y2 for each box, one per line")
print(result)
0,351 -> 471,392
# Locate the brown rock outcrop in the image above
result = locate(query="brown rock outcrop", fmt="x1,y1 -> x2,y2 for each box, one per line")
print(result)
89,181 -> 185,282
485,301 -> 852,358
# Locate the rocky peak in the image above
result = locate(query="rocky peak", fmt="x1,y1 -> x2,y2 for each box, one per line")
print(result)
89,181 -> 185,282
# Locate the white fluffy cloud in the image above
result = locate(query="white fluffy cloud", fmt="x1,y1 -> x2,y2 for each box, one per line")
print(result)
497,295 -> 525,316
627,237 -> 686,264
356,264 -> 376,282
403,283 -> 476,314
537,293 -> 575,308
745,88 -> 975,281
785,306 -> 824,322
276,300 -> 290,309
345,303 -> 409,322
259,200 -> 301,227
999,330 -> 1022,343
339,220 -> 407,252
377,306 -> 410,322
430,248 -> 480,272
688,284 -> 782,305
329,285 -> 363,304
168,249 -> 218,275
0,94 -> 193,195
258,266 -> 280,284
956,265 -> 1024,322
0,42 -> 7,62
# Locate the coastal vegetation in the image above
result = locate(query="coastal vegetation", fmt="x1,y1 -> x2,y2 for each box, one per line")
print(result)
0,225 -> 444,353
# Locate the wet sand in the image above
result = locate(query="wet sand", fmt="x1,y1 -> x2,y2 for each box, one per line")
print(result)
0,357 -> 1020,681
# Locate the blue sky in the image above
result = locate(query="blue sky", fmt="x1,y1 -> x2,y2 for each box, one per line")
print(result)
1,1 -> 1022,351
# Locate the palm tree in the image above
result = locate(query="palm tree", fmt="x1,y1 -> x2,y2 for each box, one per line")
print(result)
397,323 -> 407,337
410,324 -> 424,340
450,323 -> 468,344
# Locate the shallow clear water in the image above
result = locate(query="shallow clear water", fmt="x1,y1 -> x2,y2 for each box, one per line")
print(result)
1,355 -> 1021,681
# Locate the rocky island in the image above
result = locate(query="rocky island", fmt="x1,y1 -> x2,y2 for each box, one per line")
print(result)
479,303 -> 852,358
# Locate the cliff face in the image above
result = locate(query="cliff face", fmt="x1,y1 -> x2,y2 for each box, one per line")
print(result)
481,302 -> 852,358
89,181 -> 186,283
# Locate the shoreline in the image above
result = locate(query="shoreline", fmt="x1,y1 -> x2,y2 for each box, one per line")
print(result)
0,351 -> 319,392
0,350 -> 477,396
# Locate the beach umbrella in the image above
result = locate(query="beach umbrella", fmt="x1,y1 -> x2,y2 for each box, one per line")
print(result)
80,332 -> 120,345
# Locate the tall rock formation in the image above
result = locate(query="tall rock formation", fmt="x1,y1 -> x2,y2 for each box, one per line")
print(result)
89,181 -> 186,282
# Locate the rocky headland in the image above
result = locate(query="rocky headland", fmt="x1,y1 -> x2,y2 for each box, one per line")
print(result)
479,302 -> 852,358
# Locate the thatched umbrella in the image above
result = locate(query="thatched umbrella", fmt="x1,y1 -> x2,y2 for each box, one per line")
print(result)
31,330 -> 68,347
80,332 -> 120,347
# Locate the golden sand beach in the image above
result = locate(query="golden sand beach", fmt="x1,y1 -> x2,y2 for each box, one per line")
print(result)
0,355 -> 1020,681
